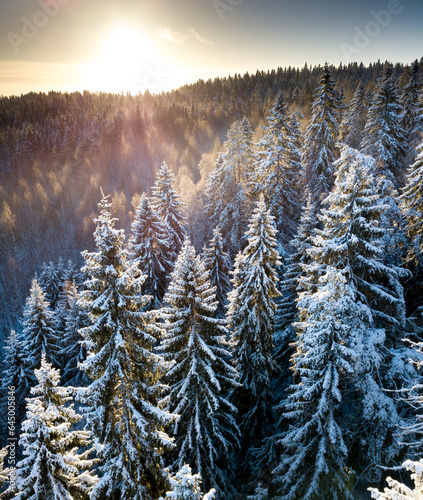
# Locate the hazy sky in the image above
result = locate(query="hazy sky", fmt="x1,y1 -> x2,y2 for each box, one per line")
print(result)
0,0 -> 422,96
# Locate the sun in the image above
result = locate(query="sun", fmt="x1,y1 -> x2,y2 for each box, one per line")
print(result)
87,25 -> 158,94
103,26 -> 149,66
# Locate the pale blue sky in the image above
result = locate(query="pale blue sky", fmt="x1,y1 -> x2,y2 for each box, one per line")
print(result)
0,0 -> 422,95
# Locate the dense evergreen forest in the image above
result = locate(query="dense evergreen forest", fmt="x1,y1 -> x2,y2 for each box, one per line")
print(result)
0,58 -> 415,341
1,58 -> 423,499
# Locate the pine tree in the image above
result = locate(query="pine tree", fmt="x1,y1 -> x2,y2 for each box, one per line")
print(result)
151,162 -> 185,263
38,259 -> 65,309
62,259 -> 84,288
340,81 -> 368,149
158,239 -> 239,497
78,194 -> 174,500
389,335 -> 423,457
303,63 -> 340,202
203,154 -> 225,230
402,60 -> 422,165
369,459 -> 423,499
276,194 -> 317,330
21,279 -> 59,373
287,111 -> 304,179
4,354 -> 97,500
305,145 -> 408,480
274,194 -> 317,398
376,175 -> 407,267
128,193 -> 172,309
336,85 -> 347,127
250,196 -> 318,479
240,117 -> 257,181
203,227 -> 231,317
254,92 -> 303,243
401,141 -> 423,269
0,331 -> 31,450
205,119 -> 256,255
161,464 -> 216,500
54,284 -> 72,368
59,281 -> 89,387
288,111 -> 303,154
361,64 -> 406,185
400,141 -> 423,319
272,267 -> 355,500
227,196 -> 281,479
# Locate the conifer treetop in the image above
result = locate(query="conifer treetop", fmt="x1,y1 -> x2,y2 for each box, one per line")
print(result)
303,63 -> 340,201
78,193 -> 174,500
158,236 -> 239,496
151,162 -> 186,259
21,278 -> 59,370
8,353 -> 97,500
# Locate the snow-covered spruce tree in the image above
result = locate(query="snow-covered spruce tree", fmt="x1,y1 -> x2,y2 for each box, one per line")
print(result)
217,117 -> 253,250
21,279 -> 59,373
59,281 -> 89,387
369,459 -> 423,499
272,267 -> 356,500
288,111 -> 303,154
38,259 -> 65,309
376,175 -> 407,268
253,91 -> 303,244
402,59 -> 422,165
273,194 -> 318,399
400,141 -> 423,318
46,262 -> 85,356
151,161 -> 186,263
128,193 -> 172,309
160,464 -> 216,500
336,85 -> 347,123
78,194 -> 175,500
203,227 -> 231,317
361,64 -> 407,185
240,116 -> 258,181
401,141 -> 423,269
389,335 -> 423,459
62,259 -> 84,289
158,238 -> 239,497
340,81 -> 368,149
306,145 -> 408,480
227,196 -> 281,480
202,153 -> 225,248
251,196 -> 318,482
204,119 -> 256,255
4,354 -> 97,500
54,292 -> 69,357
302,63 -> 340,203
0,331 -> 31,450
287,111 -> 304,188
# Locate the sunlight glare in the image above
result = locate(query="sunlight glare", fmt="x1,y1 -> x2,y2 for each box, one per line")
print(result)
88,25 -> 158,94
